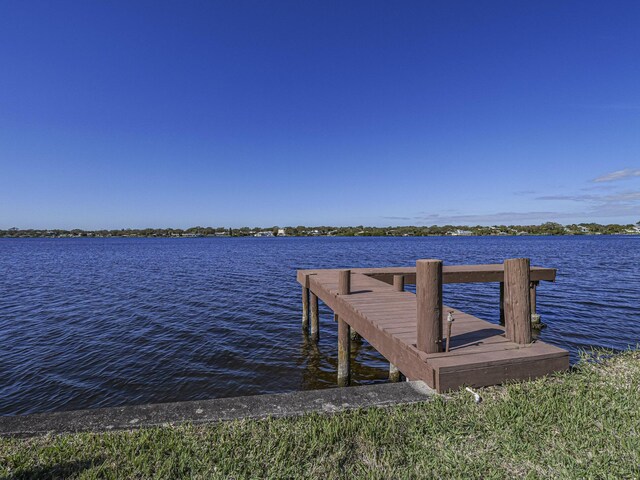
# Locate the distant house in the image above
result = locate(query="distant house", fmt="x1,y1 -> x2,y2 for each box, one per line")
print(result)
254,231 -> 274,237
277,228 -> 286,237
449,229 -> 472,236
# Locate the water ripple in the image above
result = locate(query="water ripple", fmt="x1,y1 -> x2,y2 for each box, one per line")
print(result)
0,235 -> 639,415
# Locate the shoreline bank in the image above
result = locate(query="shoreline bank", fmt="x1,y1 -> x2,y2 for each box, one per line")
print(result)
2,350 -> 638,478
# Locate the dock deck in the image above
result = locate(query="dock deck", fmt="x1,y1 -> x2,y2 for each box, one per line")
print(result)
297,263 -> 569,392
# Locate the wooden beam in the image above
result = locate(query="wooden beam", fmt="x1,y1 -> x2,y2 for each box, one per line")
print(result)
504,258 -> 532,344
298,264 -> 556,287
416,259 -> 443,353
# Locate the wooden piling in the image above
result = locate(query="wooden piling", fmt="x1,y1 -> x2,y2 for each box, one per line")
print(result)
499,282 -> 505,325
302,286 -> 310,332
416,259 -> 443,353
338,269 -> 351,295
389,363 -> 401,382
504,258 -> 532,344
393,274 -> 405,292
337,269 -> 351,385
337,317 -> 350,386
336,313 -> 359,339
310,292 -> 319,341
530,280 -> 540,324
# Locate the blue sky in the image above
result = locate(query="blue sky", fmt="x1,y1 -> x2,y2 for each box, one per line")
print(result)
1,1 -> 639,229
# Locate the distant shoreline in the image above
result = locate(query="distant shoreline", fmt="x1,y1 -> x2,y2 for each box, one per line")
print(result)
2,222 -> 639,239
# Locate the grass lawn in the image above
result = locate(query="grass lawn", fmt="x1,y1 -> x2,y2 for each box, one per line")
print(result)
1,349 -> 639,479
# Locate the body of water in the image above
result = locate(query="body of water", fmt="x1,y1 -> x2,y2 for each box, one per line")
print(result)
1,236 -> 638,415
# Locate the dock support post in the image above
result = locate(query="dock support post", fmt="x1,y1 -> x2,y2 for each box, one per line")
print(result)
530,281 -> 540,324
337,269 -> 351,386
393,274 -> 405,292
389,363 -> 401,382
504,258 -> 532,344
416,259 -> 443,353
338,320 -> 350,386
338,269 -> 351,296
302,286 -> 309,332
310,292 -> 319,341
390,276 -> 404,359
499,282 -> 505,325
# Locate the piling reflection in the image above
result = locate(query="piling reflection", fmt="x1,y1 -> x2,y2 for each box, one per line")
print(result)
299,327 -> 392,391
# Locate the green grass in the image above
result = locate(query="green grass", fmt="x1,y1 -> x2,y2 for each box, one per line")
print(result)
2,349 -> 640,479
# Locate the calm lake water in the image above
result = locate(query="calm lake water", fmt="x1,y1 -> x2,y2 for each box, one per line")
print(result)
1,236 -> 639,415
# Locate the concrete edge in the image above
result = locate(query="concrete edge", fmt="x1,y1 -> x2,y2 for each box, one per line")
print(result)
0,381 -> 437,437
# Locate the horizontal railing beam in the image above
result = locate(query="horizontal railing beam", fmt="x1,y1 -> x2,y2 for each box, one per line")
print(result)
297,264 -> 555,287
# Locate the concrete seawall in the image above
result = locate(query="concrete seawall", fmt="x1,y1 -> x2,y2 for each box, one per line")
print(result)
0,381 -> 435,437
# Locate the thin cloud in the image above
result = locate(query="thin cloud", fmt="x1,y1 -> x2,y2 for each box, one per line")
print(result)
412,211 -> 566,225
536,194 -> 597,202
593,169 -> 640,182
396,190 -> 640,226
537,191 -> 640,203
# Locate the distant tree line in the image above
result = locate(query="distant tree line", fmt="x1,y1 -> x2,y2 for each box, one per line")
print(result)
2,221 -> 639,238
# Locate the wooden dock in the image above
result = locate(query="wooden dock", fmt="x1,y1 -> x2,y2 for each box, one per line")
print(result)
297,260 -> 569,393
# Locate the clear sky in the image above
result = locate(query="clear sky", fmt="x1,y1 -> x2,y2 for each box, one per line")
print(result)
1,1 -> 639,229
